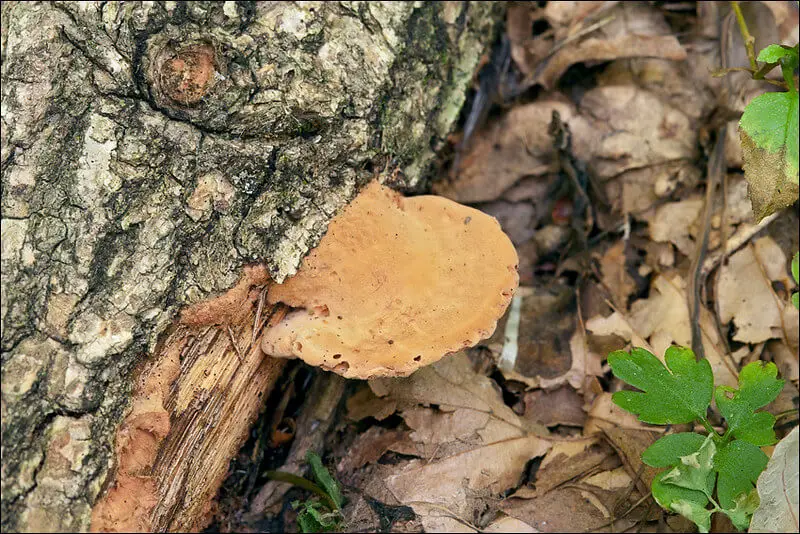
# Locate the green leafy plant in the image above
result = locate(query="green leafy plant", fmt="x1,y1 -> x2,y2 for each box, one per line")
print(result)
265,451 -> 344,533
726,1 -> 800,222
608,346 -> 784,532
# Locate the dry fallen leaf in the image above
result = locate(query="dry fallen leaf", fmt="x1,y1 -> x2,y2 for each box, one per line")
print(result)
491,285 -> 604,391
627,274 -> 739,387
529,436 -> 618,495
522,386 -> 587,428
346,383 -> 397,422
502,486 -> 638,533
384,435 -> 552,532
435,98 -> 593,204
369,352 -> 524,430
581,84 -> 697,181
534,2 -> 687,90
647,198 -> 703,257
717,236 -> 797,344
597,241 -> 636,310
336,427 -> 407,474
750,426 -> 800,533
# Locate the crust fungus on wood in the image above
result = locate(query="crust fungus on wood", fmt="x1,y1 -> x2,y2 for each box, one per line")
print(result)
90,267 -> 286,532
261,181 -> 520,379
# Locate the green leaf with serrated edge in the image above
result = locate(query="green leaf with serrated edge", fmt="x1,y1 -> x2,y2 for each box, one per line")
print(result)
297,509 -> 324,534
714,440 -> 769,510
715,361 -> 783,446
722,488 -> 761,531
652,472 -> 712,533
757,44 -> 799,66
643,433 -> 707,468
307,451 -> 343,509
660,435 -> 716,497
305,504 -> 340,529
609,346 -> 713,424
740,91 -> 799,187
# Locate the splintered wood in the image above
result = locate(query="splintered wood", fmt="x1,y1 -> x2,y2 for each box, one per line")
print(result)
91,266 -> 286,532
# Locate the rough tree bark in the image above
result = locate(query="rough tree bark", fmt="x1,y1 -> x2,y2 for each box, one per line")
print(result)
0,1 -> 501,531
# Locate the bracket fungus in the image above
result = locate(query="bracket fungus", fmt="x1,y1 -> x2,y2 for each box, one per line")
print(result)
261,181 -> 519,379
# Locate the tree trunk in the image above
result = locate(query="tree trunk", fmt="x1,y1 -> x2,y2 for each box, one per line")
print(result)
0,1 -> 501,531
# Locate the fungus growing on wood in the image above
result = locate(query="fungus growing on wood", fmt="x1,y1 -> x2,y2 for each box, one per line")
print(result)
261,180 -> 519,379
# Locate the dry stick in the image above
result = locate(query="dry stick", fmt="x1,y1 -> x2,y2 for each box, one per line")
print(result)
729,1 -> 758,71
688,127 -> 726,361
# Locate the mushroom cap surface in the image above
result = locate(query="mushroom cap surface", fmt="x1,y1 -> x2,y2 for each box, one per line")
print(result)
261,181 -> 519,379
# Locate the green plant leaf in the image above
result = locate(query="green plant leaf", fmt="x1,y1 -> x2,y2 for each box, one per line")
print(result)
757,44 -> 799,66
642,433 -> 708,468
307,451 -> 343,510
714,440 -> 769,510
715,361 -> 783,446
660,436 -> 717,497
297,508 -> 325,533
739,88 -> 799,221
609,346 -> 713,424
652,472 -> 712,533
722,488 -> 761,531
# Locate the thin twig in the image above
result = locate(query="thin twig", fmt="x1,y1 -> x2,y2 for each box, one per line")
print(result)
688,126 -> 726,361
730,1 -> 757,70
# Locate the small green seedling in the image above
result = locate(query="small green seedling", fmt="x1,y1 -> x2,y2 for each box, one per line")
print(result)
266,451 -> 344,533
608,346 -> 784,532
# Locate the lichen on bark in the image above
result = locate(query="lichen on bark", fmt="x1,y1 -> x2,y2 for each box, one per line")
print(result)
1,1 -> 500,531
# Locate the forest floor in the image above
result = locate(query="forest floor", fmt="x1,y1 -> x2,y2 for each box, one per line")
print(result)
210,2 -> 799,533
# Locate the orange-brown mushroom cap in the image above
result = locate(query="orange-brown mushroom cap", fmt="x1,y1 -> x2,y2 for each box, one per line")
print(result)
261,180 -> 519,379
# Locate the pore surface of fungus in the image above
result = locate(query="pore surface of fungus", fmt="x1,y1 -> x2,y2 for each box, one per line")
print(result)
261,181 -> 519,379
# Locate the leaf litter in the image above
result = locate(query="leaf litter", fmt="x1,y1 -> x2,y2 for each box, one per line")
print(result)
211,3 -> 800,533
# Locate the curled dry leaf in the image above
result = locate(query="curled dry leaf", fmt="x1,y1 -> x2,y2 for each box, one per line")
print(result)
534,2 -> 687,90
383,435 -> 552,532
344,353 -> 553,532
368,352 -> 523,431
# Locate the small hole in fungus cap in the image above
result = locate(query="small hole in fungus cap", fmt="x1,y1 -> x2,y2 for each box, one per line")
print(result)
294,342 -> 303,352
333,353 -> 342,359
414,355 -> 422,361
388,340 -> 394,345
334,361 -> 349,373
